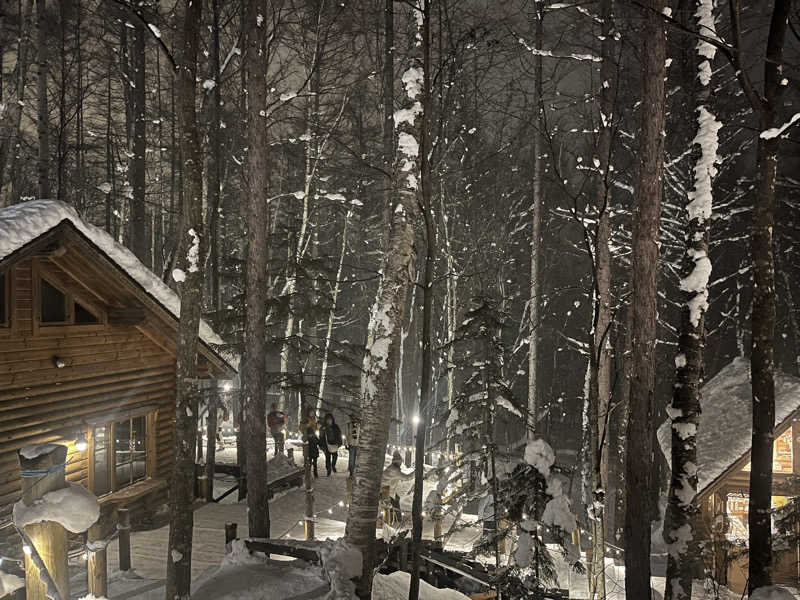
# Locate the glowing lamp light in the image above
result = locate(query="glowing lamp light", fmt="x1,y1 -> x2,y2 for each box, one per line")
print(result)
338,501 -> 345,507
74,432 -> 88,452
23,545 -> 32,556
222,382 -> 233,392
412,415 -> 421,425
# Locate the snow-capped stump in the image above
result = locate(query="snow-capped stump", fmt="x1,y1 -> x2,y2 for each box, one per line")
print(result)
13,443 -> 98,600
13,483 -> 100,534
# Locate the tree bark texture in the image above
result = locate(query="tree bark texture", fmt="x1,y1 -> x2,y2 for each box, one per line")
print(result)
663,1 -> 719,597
36,0 -> 49,200
345,15 -> 421,588
623,0 -> 667,596
242,0 -> 272,541
527,0 -> 544,440
165,1 -> 203,598
131,20 -> 148,266
410,0 -> 433,596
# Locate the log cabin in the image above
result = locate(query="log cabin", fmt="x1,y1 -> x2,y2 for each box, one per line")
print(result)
0,200 -> 236,553
658,356 -> 800,593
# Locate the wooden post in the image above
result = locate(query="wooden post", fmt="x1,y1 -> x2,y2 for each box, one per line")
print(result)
225,522 -> 238,545
198,473 -> 210,502
405,449 -> 412,468
117,507 -> 132,571
87,515 -> 108,598
399,537 -> 409,571
346,476 -> 353,506
18,444 -> 69,600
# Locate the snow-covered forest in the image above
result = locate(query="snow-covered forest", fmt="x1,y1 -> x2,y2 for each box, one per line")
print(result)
0,0 -> 799,599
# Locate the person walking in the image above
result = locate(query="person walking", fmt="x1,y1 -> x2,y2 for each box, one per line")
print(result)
299,407 -> 319,478
345,416 -> 360,478
320,412 -> 342,476
267,403 -> 287,455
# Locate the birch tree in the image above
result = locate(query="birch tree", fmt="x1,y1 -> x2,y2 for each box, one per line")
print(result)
662,2 -> 720,598
527,0 -> 544,439
345,5 -> 423,597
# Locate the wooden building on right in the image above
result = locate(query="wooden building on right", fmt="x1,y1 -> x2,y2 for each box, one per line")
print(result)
659,356 -> 800,593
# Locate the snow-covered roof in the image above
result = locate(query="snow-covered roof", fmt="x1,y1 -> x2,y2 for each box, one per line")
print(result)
0,200 -> 235,371
658,356 -> 800,495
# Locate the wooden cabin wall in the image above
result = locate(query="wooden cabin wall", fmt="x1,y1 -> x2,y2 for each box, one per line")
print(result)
0,259 -> 178,550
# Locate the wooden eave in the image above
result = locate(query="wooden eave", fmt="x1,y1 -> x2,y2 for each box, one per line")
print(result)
0,220 -> 235,378
698,404 -> 800,502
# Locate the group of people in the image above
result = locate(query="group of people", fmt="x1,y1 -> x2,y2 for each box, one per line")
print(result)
268,402 -> 360,479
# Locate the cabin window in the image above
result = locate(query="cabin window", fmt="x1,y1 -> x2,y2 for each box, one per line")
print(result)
93,425 -> 111,496
41,279 -> 68,323
38,275 -> 101,326
75,300 -> 100,324
114,415 -> 148,489
91,414 -> 150,496
0,272 -> 7,327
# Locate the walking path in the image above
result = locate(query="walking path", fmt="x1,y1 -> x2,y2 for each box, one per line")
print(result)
88,450 -> 480,598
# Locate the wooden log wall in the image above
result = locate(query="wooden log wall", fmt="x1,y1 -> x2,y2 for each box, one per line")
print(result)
0,259 -> 179,550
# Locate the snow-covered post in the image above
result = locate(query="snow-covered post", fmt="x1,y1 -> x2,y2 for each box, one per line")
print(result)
17,444 -> 69,600
14,443 -> 99,600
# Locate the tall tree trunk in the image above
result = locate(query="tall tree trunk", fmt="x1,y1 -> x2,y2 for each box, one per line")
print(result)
317,211 -> 350,408
381,0 -> 394,248
0,0 -> 33,205
587,1 -> 615,593
663,2 -> 719,597
74,0 -> 84,212
623,0 -> 667,595
410,1 -> 432,597
345,6 -> 421,592
527,0 -> 544,440
164,0 -> 204,598
720,0 -> 792,591
207,0 -> 223,317
131,20 -> 148,265
242,0 -> 271,540
36,0 -> 49,200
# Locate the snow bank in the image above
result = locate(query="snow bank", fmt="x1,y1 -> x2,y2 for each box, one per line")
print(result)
320,539 -> 361,599
13,482 -> 99,533
0,570 -> 24,596
0,200 -> 234,367
749,586 -> 797,600
372,571 -> 469,600
193,539 -> 330,600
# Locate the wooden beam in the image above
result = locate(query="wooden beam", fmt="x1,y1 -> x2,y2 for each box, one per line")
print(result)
108,307 -> 148,326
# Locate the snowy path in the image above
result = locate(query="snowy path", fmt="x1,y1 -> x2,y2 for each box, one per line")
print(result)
98,450 -> 479,598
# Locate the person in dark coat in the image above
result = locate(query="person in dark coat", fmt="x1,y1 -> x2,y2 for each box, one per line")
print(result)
320,412 -> 343,476
299,407 -> 319,478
